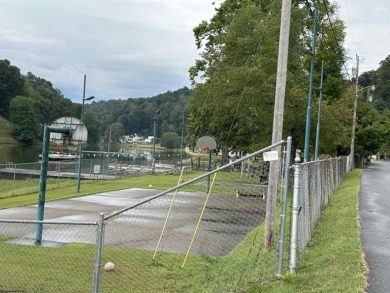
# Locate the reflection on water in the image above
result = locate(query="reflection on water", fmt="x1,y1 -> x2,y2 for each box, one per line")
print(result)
0,144 -> 41,164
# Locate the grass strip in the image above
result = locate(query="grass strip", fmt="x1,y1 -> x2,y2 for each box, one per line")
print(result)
246,168 -> 366,292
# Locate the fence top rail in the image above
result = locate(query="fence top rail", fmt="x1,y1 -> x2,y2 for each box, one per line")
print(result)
104,139 -> 286,221
300,156 -> 346,166
0,219 -> 97,226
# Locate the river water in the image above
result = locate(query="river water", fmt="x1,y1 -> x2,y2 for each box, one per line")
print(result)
0,144 -> 188,165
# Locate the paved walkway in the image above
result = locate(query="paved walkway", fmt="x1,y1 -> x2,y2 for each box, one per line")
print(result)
359,159 -> 390,293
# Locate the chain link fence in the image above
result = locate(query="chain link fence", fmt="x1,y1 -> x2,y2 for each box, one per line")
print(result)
0,219 -> 98,293
0,140 -> 292,292
0,158 -> 186,198
296,156 -> 348,256
97,145 -> 287,292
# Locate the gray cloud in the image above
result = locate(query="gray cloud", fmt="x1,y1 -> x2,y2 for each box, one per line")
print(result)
338,0 -> 390,75
0,0 -> 387,102
0,0 -> 216,101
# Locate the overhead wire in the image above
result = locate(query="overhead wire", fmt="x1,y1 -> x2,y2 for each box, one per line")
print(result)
190,1 -> 242,143
321,0 -> 352,79
304,0 -> 351,80
224,0 -> 281,146
342,0 -> 357,55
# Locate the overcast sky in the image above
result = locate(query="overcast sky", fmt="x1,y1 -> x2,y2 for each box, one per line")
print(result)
0,0 -> 388,102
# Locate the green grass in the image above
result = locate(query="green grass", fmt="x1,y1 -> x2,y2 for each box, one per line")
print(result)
0,178 -> 75,199
0,169 -> 367,292
247,169 -> 366,292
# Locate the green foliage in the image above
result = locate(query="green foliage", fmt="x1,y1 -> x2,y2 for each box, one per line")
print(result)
86,87 -> 191,139
375,55 -> 390,110
9,96 -> 40,144
355,103 -> 390,156
84,111 -> 101,145
105,122 -> 125,144
187,0 -> 348,154
160,132 -> 181,149
24,72 -> 78,125
0,59 -> 24,118
0,61 -> 79,143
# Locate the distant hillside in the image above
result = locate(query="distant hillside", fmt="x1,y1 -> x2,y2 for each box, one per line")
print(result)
86,86 -> 193,139
0,116 -> 18,144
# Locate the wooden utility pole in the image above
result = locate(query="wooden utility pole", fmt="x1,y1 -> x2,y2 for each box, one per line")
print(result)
264,0 -> 292,251
349,55 -> 359,171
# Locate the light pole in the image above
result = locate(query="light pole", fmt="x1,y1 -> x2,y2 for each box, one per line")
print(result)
180,112 -> 185,167
151,109 -> 158,174
77,74 -> 95,192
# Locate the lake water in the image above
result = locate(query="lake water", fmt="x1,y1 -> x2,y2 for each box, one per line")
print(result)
0,144 -> 188,164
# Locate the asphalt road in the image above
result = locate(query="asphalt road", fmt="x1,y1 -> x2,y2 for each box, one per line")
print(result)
359,160 -> 390,293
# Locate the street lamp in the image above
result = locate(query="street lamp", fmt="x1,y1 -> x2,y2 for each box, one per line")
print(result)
77,74 -> 95,192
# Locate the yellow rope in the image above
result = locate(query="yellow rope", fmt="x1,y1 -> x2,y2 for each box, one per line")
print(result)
152,166 -> 185,262
181,172 -> 217,268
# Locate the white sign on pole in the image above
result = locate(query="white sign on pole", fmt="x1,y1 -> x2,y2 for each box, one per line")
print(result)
263,151 -> 279,161
94,165 -> 101,174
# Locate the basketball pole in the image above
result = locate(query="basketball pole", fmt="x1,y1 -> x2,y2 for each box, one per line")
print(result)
206,148 -> 211,193
36,125 -> 72,245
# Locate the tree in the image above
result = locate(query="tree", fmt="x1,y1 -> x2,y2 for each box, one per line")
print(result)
373,55 -> 390,111
355,103 -> 390,157
9,96 -> 40,144
0,59 -> 24,118
24,72 -> 77,125
187,0 -> 348,157
160,132 -> 181,149
105,122 -> 125,144
84,111 -> 101,145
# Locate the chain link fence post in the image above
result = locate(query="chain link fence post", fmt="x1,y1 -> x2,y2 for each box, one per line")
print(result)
12,163 -> 16,196
276,136 -> 292,277
289,150 -> 301,274
93,213 -> 105,293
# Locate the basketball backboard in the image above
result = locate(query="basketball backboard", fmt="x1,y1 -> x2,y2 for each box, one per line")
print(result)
196,136 -> 217,151
49,117 -> 88,145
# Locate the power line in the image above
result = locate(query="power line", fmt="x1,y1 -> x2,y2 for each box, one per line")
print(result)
342,0 -> 357,56
321,0 -> 351,79
304,0 -> 351,80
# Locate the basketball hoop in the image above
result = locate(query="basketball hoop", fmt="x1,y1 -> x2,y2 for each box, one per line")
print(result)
201,146 -> 209,154
196,136 -> 217,151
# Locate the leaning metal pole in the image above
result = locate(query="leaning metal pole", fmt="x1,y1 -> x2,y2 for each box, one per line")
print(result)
303,4 -> 317,162
314,60 -> 325,160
